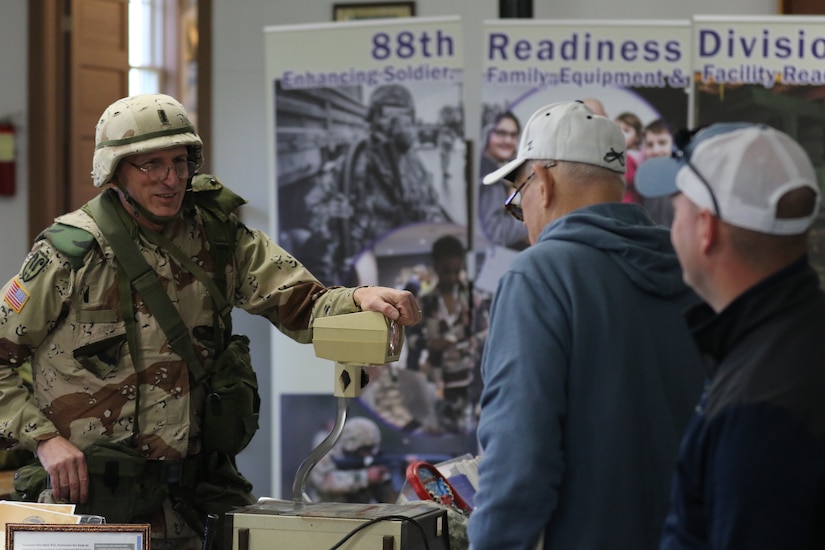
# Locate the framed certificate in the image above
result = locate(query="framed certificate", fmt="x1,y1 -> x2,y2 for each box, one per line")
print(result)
6,524 -> 150,550
333,2 -> 416,21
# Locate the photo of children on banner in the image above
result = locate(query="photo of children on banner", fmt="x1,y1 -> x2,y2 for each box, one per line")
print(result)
639,118 -> 676,227
407,235 -> 490,435
359,229 -> 491,438
274,81 -> 462,286
615,111 -> 645,205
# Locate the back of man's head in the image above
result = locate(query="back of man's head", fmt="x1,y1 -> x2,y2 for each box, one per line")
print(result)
636,123 -> 821,237
482,100 -> 627,186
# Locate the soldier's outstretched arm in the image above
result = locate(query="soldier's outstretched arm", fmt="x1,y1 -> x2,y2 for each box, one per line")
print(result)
233,227 -> 421,340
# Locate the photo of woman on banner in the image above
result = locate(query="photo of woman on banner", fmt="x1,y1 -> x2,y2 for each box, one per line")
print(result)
477,110 -> 527,252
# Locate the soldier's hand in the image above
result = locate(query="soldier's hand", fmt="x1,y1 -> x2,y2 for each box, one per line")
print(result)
353,287 -> 421,325
37,436 -> 88,504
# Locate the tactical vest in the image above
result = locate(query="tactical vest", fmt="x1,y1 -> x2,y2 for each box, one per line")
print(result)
39,175 -> 259,456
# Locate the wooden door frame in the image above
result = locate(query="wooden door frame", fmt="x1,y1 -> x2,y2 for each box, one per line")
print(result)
780,0 -> 825,14
28,1 -> 67,242
27,0 -> 212,243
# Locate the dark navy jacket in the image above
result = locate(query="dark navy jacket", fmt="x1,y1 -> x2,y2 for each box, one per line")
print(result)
662,257 -> 825,549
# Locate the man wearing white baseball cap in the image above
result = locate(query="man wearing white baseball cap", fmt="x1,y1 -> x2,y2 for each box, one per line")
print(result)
636,123 -> 825,549
468,100 -> 704,550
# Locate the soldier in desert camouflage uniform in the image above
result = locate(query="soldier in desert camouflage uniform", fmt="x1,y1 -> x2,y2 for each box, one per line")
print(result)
0,94 -> 421,549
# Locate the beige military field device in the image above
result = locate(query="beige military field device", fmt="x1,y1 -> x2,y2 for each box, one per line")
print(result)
312,311 -> 404,398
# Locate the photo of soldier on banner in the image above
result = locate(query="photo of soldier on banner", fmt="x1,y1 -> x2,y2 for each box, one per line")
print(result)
265,16 -> 470,501
281,394 -> 460,503
274,80 -> 465,285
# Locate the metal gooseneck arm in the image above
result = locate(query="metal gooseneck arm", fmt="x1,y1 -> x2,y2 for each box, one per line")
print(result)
293,312 -> 403,509
292,396 -> 349,507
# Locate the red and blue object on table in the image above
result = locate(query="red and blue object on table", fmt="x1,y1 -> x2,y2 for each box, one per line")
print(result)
406,461 -> 473,516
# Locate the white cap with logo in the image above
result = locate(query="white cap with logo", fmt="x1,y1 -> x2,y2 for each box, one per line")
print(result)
636,123 -> 821,235
482,100 -> 627,185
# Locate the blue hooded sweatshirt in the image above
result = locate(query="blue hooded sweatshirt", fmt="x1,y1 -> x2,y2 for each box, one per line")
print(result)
469,202 -> 704,550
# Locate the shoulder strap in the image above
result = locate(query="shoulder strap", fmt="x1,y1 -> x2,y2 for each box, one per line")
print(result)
190,174 -> 245,313
84,190 -> 208,383
143,228 -> 231,320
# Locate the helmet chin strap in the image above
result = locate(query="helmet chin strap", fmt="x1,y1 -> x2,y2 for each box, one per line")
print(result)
113,180 -> 194,226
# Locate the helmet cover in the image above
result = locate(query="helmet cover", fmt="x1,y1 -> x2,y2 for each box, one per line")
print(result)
92,94 -> 203,187
367,84 -> 416,124
339,417 -> 381,454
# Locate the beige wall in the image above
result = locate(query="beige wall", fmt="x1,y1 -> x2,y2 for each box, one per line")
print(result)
0,0 -> 30,284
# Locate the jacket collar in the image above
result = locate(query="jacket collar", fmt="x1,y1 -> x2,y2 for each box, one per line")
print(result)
685,256 -> 816,375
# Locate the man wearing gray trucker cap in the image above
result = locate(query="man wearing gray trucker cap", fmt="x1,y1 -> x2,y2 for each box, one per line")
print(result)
468,100 -> 704,550
636,123 -> 825,549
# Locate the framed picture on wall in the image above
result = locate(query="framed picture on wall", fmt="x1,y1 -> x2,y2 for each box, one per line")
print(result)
333,2 -> 416,21
780,0 -> 823,13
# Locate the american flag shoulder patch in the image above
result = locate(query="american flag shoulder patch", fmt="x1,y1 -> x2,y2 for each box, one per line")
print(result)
4,277 -> 30,313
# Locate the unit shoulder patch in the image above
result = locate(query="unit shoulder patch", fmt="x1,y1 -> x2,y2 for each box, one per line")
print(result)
20,250 -> 48,282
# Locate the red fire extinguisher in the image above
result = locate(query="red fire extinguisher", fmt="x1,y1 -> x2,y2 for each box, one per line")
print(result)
0,122 -> 15,196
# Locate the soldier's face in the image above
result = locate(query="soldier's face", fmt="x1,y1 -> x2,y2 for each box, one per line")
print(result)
118,146 -> 189,227
387,114 -> 416,152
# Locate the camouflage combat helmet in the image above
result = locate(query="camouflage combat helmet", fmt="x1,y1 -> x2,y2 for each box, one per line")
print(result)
340,417 -> 381,454
92,94 -> 203,187
367,84 -> 415,123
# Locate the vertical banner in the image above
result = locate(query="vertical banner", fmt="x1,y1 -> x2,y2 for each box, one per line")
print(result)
475,19 -> 692,291
692,15 -> 825,278
265,17 -> 478,502
265,16 -> 465,287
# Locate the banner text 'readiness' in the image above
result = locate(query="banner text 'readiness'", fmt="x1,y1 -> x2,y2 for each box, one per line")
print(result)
486,32 -> 683,63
